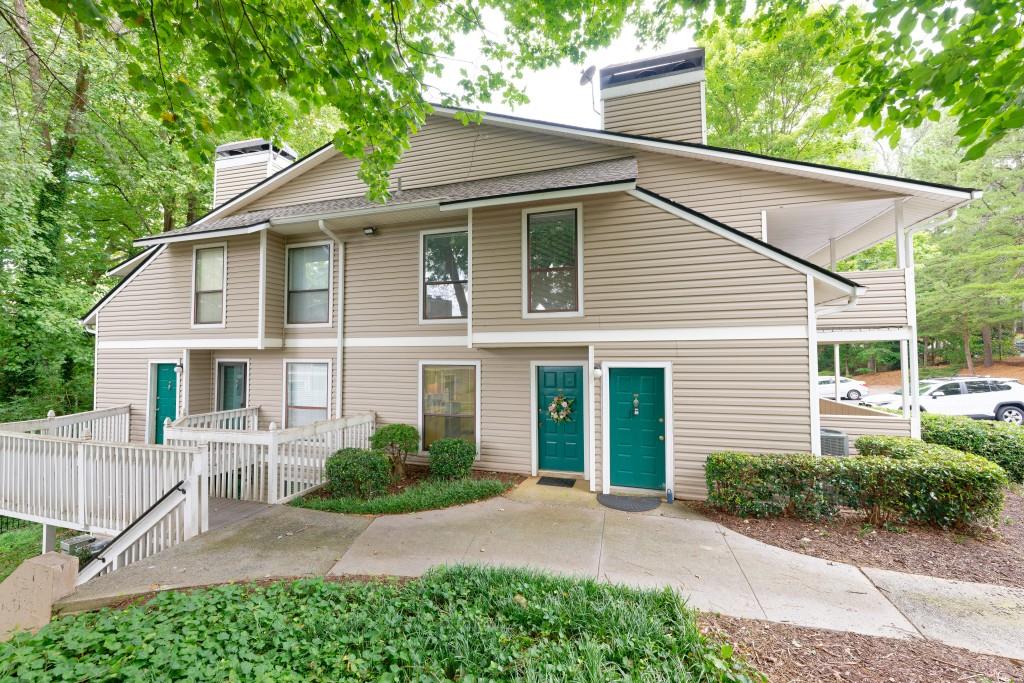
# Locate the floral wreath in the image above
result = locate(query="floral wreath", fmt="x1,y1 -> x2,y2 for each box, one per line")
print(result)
547,393 -> 575,423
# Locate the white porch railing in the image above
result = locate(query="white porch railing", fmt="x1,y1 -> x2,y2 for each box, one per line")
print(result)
0,405 -> 130,443
165,412 -> 376,504
171,406 -> 259,432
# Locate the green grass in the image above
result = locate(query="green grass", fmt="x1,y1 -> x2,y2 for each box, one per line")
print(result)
292,477 -> 512,515
0,565 -> 762,682
0,525 -> 43,583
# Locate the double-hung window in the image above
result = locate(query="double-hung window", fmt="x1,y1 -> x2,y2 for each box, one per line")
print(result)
524,207 -> 581,315
193,245 -> 225,325
287,243 -> 331,325
420,363 -> 478,450
285,361 -> 329,427
421,230 -> 468,321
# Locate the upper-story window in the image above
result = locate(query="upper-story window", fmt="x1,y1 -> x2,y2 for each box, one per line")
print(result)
523,206 -> 582,317
193,244 -> 226,326
287,242 -> 332,325
421,230 -> 468,322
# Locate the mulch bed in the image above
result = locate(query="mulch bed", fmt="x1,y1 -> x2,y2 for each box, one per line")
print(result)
700,613 -> 1024,683
689,488 -> 1024,589
302,464 -> 525,501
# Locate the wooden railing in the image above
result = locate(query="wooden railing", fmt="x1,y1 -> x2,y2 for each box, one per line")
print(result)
172,406 -> 259,432
165,412 -> 376,504
819,398 -> 912,452
0,405 -> 130,443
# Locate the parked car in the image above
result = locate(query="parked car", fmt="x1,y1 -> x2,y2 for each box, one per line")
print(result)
866,377 -> 1024,424
817,376 -> 870,401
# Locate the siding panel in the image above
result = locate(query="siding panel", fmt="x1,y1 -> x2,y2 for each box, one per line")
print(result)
603,83 -> 704,143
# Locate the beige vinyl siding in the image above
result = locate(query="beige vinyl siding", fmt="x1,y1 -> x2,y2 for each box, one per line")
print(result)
100,235 -> 261,340
93,347 -> 185,443
472,192 -> 808,333
818,269 -> 908,329
343,346 -> 586,473
820,414 -> 912,454
188,350 -> 213,414
215,161 -> 267,207
594,338 -> 812,500
602,83 -> 704,143
264,232 -> 286,339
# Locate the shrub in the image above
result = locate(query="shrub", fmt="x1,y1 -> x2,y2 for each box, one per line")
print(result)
921,413 -> 1024,483
428,438 -> 477,480
705,452 -> 838,520
370,423 -> 420,478
324,448 -> 393,499
854,435 -> 963,460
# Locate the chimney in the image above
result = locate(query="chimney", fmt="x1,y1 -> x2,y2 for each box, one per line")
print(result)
213,138 -> 297,208
599,48 -> 706,144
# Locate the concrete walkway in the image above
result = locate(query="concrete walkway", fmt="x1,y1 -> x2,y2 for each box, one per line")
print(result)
56,479 -> 1024,661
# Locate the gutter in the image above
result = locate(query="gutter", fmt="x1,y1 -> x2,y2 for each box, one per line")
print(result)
318,220 -> 344,418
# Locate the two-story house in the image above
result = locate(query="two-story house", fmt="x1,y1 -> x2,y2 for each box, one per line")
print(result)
81,49 -> 978,500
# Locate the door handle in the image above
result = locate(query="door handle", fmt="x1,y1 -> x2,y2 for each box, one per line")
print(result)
658,435 -> 665,441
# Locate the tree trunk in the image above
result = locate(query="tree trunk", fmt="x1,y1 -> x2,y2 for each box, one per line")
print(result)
963,329 -> 976,375
982,325 -> 994,367
186,191 -> 200,225
162,197 -> 176,232
12,0 -> 51,151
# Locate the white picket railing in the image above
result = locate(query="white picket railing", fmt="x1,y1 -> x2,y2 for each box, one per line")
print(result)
0,405 -> 130,443
166,412 -> 376,504
172,406 -> 259,432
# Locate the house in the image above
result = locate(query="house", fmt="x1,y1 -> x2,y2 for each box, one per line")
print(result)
81,49 -> 978,501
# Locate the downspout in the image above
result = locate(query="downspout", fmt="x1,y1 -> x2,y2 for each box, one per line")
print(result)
318,220 -> 344,418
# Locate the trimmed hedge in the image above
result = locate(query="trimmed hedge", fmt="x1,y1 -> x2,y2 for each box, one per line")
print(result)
428,438 -> 477,480
921,413 -> 1024,483
706,437 -> 1007,528
325,448 -> 393,499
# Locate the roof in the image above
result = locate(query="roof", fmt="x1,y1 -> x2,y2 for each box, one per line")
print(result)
136,157 -> 638,244
81,245 -> 163,326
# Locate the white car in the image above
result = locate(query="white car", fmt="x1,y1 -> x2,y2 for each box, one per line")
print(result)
861,379 -> 945,410
817,376 -> 869,401
866,377 -> 1024,424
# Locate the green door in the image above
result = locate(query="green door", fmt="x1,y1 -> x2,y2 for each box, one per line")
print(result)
609,368 -> 666,490
537,365 -> 585,472
218,362 -> 247,411
153,363 -> 178,444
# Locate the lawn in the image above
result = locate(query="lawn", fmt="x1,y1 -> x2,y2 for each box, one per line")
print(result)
292,477 -> 513,515
0,524 -> 44,583
0,565 -> 761,682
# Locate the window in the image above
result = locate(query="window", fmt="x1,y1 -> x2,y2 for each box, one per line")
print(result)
421,363 -> 477,450
422,231 -> 468,321
933,382 -> 963,396
991,382 -> 1013,392
285,361 -> 329,427
193,245 -> 225,325
818,378 -> 834,386
966,381 -> 992,394
524,207 -> 580,314
287,243 -> 331,324
217,361 -> 248,411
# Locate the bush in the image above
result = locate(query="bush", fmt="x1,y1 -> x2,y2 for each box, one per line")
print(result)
324,448 -> 393,499
706,438 -> 1007,528
921,413 -> 1024,483
428,438 -> 477,480
370,423 -> 420,478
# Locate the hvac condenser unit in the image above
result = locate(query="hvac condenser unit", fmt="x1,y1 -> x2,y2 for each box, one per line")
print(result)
820,428 -> 850,457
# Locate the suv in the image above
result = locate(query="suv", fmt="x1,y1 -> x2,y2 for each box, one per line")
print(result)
919,378 -> 1024,424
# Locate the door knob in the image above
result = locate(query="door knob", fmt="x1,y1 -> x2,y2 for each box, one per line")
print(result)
658,435 -> 665,441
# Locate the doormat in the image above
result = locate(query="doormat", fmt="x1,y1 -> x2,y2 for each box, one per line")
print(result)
597,494 -> 661,512
537,476 -> 577,488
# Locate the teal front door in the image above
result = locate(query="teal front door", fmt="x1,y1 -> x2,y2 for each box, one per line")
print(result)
537,365 -> 585,472
217,362 -> 247,410
153,363 -> 178,444
609,368 -> 666,490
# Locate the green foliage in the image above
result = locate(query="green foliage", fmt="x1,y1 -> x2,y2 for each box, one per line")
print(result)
294,478 -> 510,515
921,413 -> 1024,483
369,423 -> 420,476
0,565 -> 764,681
0,525 -> 44,583
706,443 -> 1007,528
428,438 -> 477,480
323,448 -> 392,499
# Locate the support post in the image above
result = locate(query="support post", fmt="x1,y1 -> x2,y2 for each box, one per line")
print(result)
807,275 -> 821,455
76,441 -> 86,527
900,340 -> 911,417
833,344 -> 841,401
267,423 -> 279,504
41,524 -> 56,554
829,238 -> 837,271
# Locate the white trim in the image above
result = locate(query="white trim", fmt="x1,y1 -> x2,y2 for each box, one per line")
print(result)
599,69 -> 706,100
699,80 -> 708,145
522,203 -> 585,319
529,361 -> 589,478
257,230 -> 267,349
137,222 -> 269,246
105,248 -> 156,278
439,182 -> 635,212
270,199 -> 442,226
190,242 -> 227,329
284,239 -> 334,329
599,362 -> 674,496
418,226 -> 470,325
467,209 -> 474,348
318,220 -> 346,417
345,336 -> 468,347
215,151 -> 272,169
284,337 -> 337,348
817,327 -> 912,342
417,360 -> 482,453
475,325 -> 806,345
83,245 -> 167,325
587,344 -> 595,490
183,349 -> 191,416
145,357 -> 183,444
807,275 -> 821,456
98,338 -> 265,350
760,210 -> 768,242
282,358 -> 333,428
628,189 -> 862,296
214,358 -> 251,411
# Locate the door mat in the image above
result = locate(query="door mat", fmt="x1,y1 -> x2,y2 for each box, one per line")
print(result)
537,476 -> 577,488
597,494 -> 661,512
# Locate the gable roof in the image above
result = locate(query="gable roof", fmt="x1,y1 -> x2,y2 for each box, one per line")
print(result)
81,245 -> 164,326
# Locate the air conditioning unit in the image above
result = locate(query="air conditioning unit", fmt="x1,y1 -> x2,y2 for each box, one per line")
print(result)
820,428 -> 849,457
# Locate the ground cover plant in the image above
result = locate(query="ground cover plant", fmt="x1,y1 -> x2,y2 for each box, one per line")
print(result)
293,477 -> 511,515
0,565 -> 763,682
0,524 -> 45,582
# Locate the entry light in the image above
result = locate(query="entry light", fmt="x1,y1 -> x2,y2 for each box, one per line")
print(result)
363,226 -> 377,236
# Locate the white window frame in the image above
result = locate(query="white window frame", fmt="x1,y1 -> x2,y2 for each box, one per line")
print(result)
521,203 -> 584,319
529,360 -> 589,479
191,242 -> 227,328
419,226 -> 470,325
146,357 -> 183,444
281,358 -> 333,428
284,240 -> 334,329
214,358 -> 251,411
417,360 -> 481,453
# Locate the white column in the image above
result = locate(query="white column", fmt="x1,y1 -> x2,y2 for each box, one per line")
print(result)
467,208 -> 474,348
900,340 -> 911,417
829,238 -> 838,271
806,275 -> 821,455
41,524 -> 57,554
905,224 -> 922,438
894,200 -> 907,268
833,344 -> 841,401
